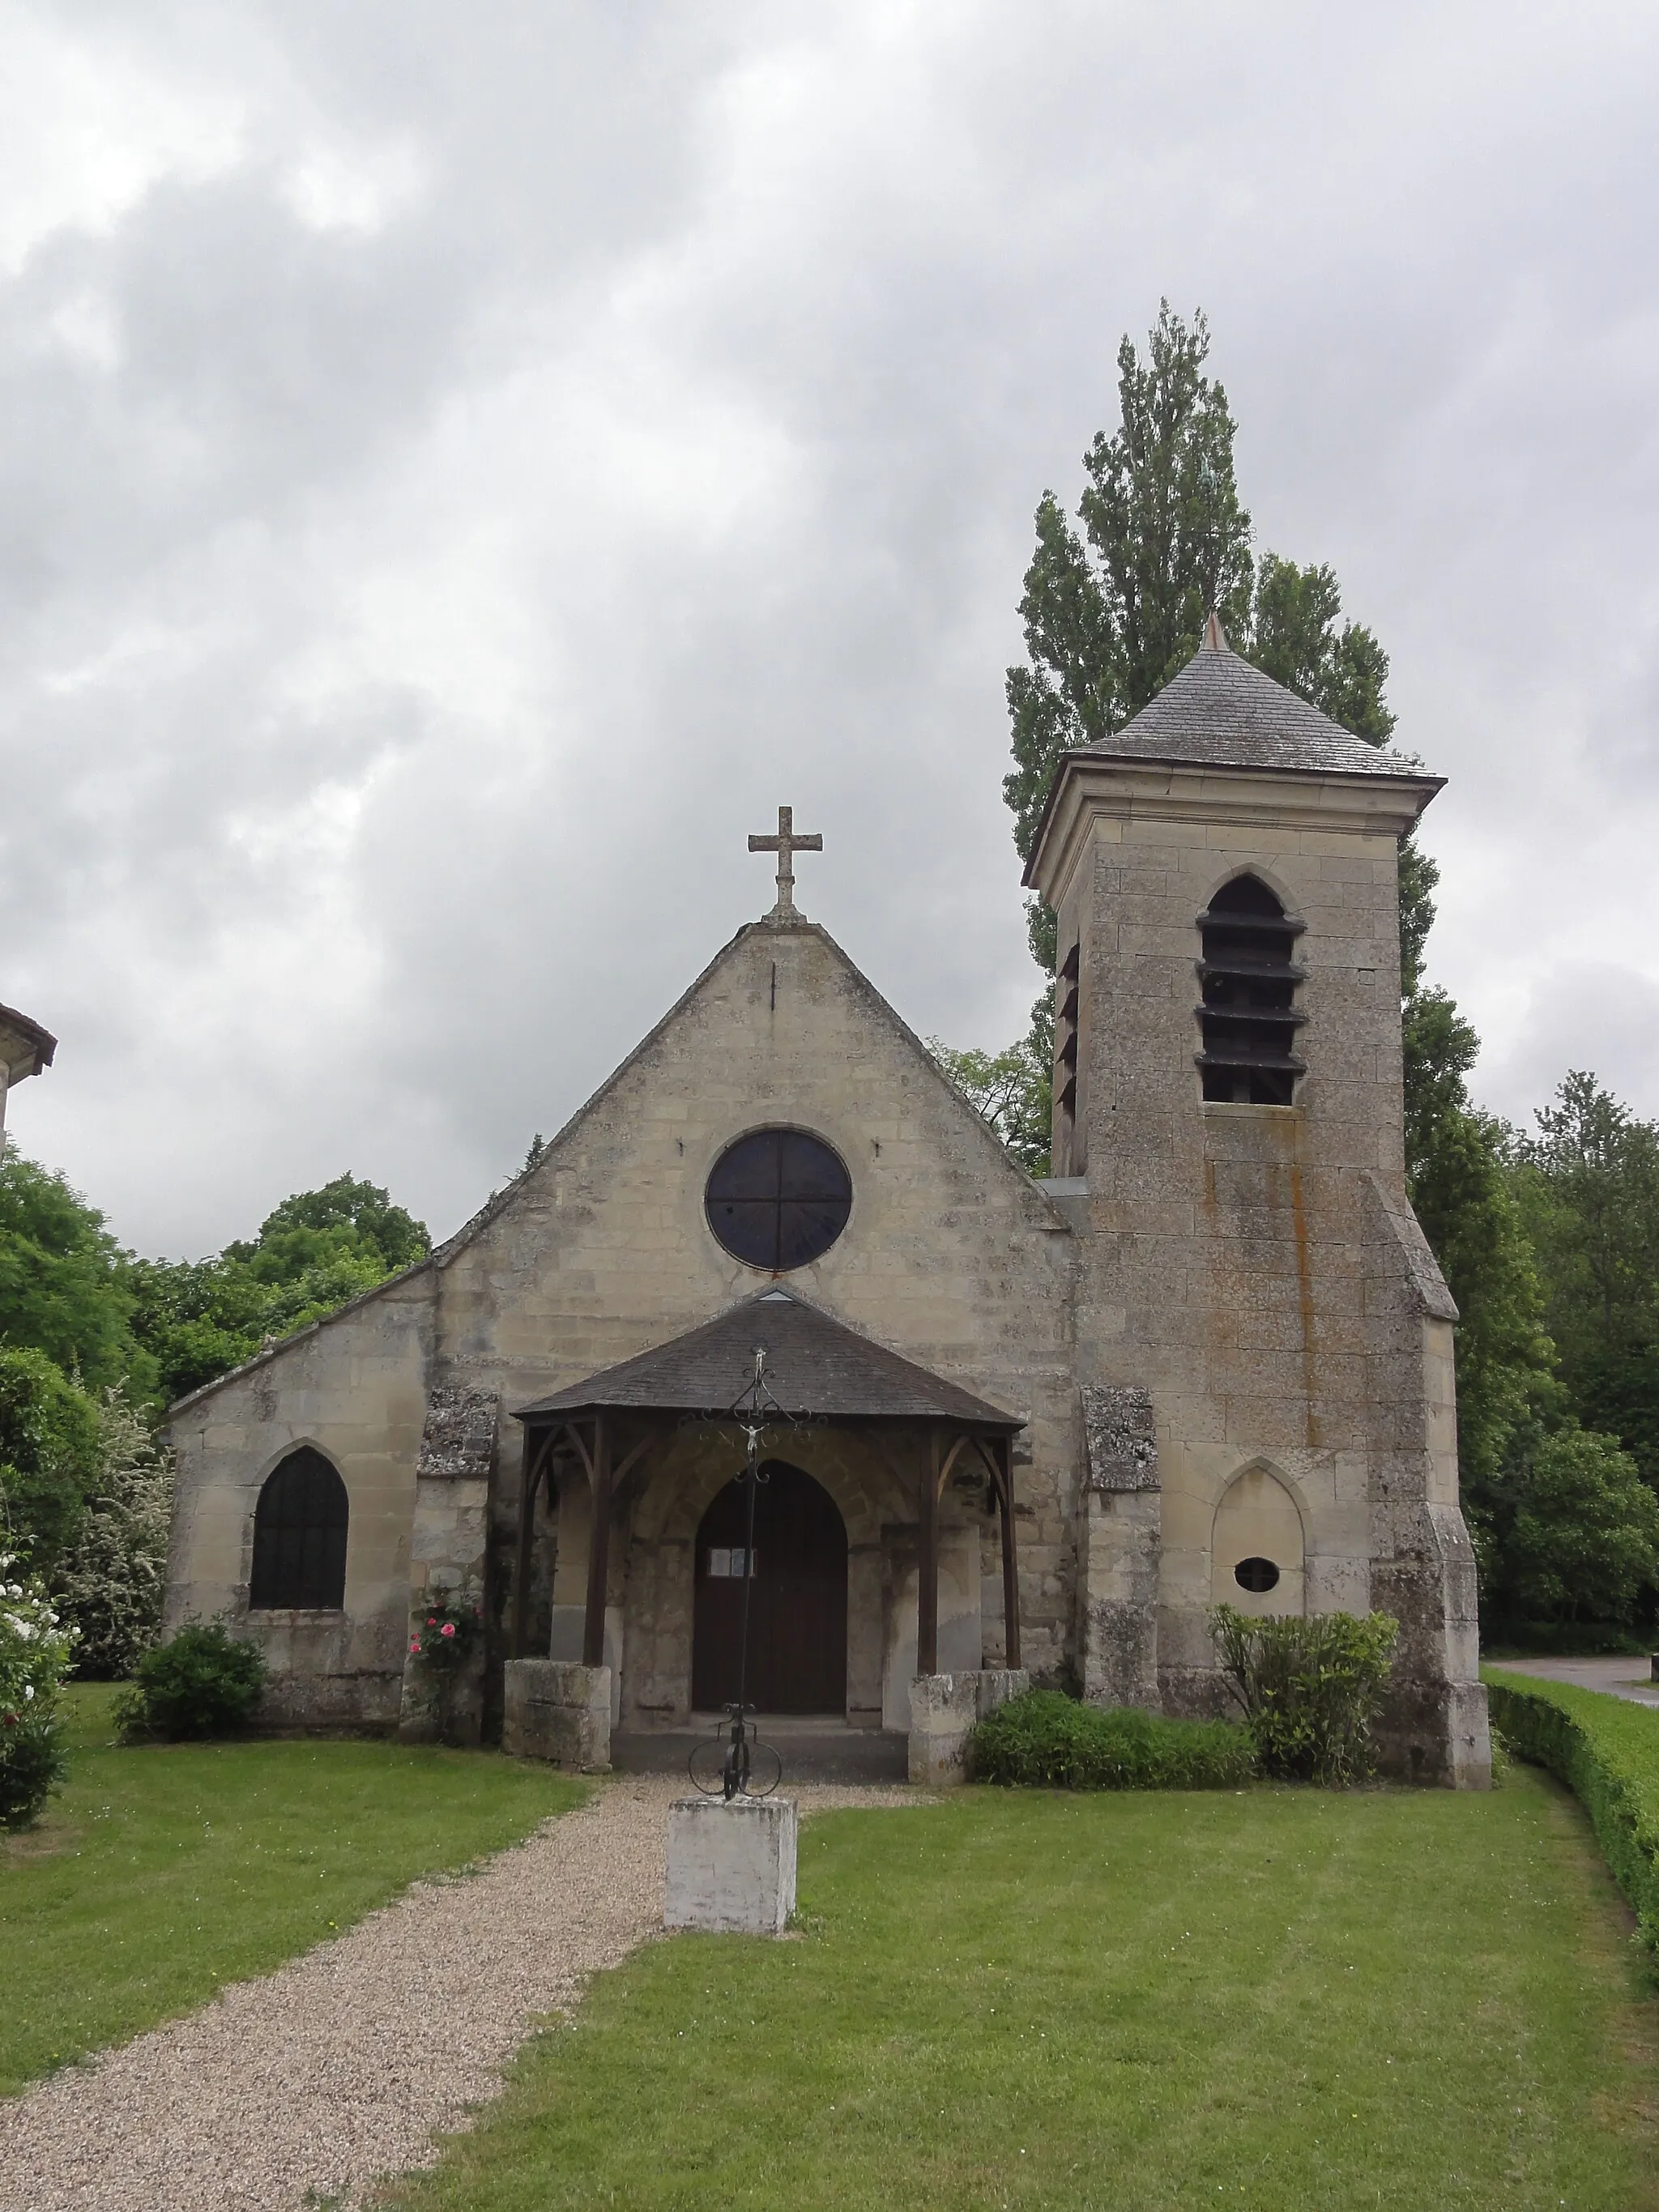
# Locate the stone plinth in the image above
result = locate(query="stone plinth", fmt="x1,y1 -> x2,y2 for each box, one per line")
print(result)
909,1668 -> 1029,1786
664,1795 -> 798,1935
502,1659 -> 612,1770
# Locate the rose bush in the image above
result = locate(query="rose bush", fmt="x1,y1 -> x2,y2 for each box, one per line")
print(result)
0,1552 -> 75,1827
407,1591 -> 481,1740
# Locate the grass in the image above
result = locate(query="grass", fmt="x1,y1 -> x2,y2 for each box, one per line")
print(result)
0,1683 -> 585,2096
380,1767 -> 1659,2212
1485,1664 -> 1659,1954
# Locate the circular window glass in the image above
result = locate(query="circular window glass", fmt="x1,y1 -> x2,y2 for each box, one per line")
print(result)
706,1128 -> 851,1272
1234,1557 -> 1281,1594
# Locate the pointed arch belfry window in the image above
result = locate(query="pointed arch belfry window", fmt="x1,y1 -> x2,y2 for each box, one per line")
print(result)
1196,874 -> 1306,1106
249,1448 -> 348,1609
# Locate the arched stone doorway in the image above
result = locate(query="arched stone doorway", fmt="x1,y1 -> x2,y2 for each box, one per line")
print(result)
691,1460 -> 848,1712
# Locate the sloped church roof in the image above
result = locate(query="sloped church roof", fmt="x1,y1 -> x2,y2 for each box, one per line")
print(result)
515,1286 -> 1022,1430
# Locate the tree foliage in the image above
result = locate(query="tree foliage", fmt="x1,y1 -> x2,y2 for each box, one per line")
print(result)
0,1347 -> 102,1574
0,1151 -> 152,1396
1512,1072 -> 1659,1491
928,1032 -> 1051,1179
54,1391 -> 174,1678
1002,303 -> 1397,977
1493,1426 -> 1659,1629
129,1172 -> 431,1406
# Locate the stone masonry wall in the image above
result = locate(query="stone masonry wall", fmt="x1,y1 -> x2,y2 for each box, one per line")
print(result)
434,918 -> 1078,1716
164,1268 -> 436,1729
1034,760 -> 1487,1778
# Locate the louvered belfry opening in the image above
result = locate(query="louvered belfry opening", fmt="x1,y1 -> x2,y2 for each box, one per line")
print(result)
1196,874 -> 1307,1106
1054,938 -> 1081,1166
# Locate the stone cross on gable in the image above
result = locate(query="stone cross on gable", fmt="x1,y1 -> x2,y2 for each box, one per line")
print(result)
748,805 -> 822,919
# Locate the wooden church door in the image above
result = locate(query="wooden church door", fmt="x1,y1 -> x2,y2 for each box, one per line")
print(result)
691,1461 -> 848,1713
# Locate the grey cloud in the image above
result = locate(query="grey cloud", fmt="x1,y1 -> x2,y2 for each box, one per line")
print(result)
4,0 -> 1659,1252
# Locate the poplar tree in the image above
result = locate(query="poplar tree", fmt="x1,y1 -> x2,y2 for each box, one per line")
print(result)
991,301 -> 1546,1499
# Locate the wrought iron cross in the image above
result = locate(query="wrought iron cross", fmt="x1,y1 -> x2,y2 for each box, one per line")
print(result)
748,805 -> 822,918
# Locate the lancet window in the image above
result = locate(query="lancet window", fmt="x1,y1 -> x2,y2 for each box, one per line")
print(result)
249,1447 -> 349,1609
1196,875 -> 1306,1106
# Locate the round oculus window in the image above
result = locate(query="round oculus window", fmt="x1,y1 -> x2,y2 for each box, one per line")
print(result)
705,1128 -> 851,1272
1234,1557 -> 1282,1594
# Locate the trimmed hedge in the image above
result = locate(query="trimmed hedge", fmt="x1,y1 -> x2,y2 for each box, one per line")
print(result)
1482,1666 -> 1659,1957
970,1689 -> 1255,1790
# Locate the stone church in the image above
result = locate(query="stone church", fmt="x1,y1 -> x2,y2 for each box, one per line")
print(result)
162,624 -> 1491,1786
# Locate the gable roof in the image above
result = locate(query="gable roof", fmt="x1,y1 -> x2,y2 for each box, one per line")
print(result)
433,913 -> 1065,1271
1088,624 -> 1432,780
514,1285 -> 1023,1430
164,914 -> 1065,1422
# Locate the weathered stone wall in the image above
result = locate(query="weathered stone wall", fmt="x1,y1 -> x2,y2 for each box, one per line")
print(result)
163,1268 -> 436,1729
1031,758 -> 1488,1779
434,918 -> 1077,1719
164,918 -> 1077,1733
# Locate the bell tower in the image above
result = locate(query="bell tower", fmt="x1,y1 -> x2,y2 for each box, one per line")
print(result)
1026,622 -> 1490,1787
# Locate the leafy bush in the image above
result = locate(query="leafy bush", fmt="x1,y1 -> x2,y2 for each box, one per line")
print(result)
0,1345 -> 102,1573
1483,1669 -> 1659,1958
406,1590 -> 484,1741
1499,1426 -> 1659,1630
0,1553 -> 75,1826
117,1621 -> 266,1741
970,1688 -> 1255,1790
1211,1607 -> 1399,1785
54,1388 -> 174,1677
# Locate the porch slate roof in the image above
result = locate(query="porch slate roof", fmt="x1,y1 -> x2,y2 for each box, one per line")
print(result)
513,1287 -> 1023,1431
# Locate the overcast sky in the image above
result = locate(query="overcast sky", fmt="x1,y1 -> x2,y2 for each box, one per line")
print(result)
2,1 -> 1657,1256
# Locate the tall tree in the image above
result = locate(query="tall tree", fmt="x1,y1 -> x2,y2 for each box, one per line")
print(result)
129,1174 -> 433,1407
993,301 -> 1551,1519
0,1150 -> 153,1396
1513,1073 -> 1659,1488
1003,304 -> 1397,976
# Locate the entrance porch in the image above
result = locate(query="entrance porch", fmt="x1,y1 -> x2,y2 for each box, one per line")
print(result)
506,1288 -> 1023,1765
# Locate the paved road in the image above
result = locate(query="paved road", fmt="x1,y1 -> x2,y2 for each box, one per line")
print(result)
1486,1655 -> 1659,1707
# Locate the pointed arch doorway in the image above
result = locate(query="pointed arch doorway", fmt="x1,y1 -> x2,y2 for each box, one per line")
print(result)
692,1460 -> 848,1713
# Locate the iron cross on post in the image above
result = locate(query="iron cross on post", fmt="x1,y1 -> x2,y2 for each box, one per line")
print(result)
748,805 -> 822,918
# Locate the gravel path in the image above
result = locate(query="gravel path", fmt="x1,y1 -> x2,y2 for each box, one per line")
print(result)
0,1777 -> 919,2211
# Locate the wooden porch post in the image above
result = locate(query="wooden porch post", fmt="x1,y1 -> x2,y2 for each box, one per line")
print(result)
510,1428 -> 545,1660
998,1435 -> 1021,1670
582,1412 -> 612,1669
918,1426 -> 940,1676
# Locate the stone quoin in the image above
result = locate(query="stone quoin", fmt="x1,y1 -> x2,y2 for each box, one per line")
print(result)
161,625 -> 1489,1786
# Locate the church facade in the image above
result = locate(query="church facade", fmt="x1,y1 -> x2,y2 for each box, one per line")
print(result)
162,629 -> 1491,1785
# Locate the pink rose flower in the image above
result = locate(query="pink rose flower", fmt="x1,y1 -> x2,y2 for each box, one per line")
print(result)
409,1638 -> 421,1654
440,1622 -> 456,1639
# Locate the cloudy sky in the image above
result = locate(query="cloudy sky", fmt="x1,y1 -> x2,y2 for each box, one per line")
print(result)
2,0 -> 1657,1257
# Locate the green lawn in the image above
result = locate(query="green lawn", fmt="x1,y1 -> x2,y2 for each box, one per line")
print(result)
0,1685 -> 585,2095
382,1766 -> 1659,2212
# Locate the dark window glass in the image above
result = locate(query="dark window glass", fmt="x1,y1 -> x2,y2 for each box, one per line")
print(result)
249,1447 -> 348,1609
1234,1556 -> 1281,1594
706,1128 -> 851,1271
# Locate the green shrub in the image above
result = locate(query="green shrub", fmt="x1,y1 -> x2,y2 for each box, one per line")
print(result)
1210,1607 -> 1399,1785
970,1688 -> 1255,1790
0,1553 -> 75,1826
117,1621 -> 267,1741
1482,1668 -> 1659,1958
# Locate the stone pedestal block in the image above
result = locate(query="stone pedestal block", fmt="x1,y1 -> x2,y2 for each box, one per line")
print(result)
502,1659 -> 612,1770
664,1795 -> 798,1935
908,1667 -> 1030,1786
